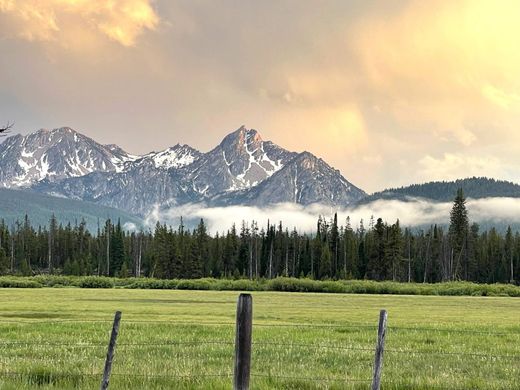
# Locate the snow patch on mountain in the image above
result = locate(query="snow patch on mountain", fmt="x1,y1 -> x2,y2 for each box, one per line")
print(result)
1,125 -> 367,214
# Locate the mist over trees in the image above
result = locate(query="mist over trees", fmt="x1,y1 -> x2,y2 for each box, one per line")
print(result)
0,190 -> 518,284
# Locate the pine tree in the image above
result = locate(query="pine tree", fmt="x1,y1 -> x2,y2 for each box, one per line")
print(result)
386,220 -> 403,281
448,188 -> 469,280
63,258 -> 73,275
367,218 -> 386,280
330,213 -> 339,277
110,220 -> 126,276
505,226 -> 515,283
319,245 -> 332,279
0,247 -> 8,274
20,259 -> 31,276
119,261 -> 129,278
71,259 -> 80,276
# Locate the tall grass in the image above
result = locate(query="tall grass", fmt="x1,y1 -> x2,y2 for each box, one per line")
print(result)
0,289 -> 518,389
0,275 -> 518,297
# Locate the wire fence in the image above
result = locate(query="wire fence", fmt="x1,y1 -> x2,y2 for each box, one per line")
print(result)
2,318 -> 519,334
0,307 -> 519,388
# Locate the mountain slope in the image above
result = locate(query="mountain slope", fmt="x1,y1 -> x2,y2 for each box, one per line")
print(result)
363,177 -> 520,203
0,127 -> 136,187
0,188 -> 142,231
185,126 -> 296,196
213,151 -> 366,206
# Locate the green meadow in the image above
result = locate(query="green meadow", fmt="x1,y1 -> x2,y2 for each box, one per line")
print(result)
0,288 -> 518,389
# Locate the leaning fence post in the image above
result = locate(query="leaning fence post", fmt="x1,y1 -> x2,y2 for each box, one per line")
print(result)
233,294 -> 253,390
100,311 -> 122,390
371,309 -> 388,390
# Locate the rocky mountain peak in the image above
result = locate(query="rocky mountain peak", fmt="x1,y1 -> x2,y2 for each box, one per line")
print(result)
220,126 -> 262,150
1,125 -> 367,214
0,127 -> 134,187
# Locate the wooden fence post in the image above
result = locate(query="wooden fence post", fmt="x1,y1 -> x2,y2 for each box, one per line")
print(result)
100,311 -> 122,390
371,309 -> 388,390
233,294 -> 253,390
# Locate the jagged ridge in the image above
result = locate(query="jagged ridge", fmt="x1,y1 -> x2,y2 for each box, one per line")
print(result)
1,126 -> 367,215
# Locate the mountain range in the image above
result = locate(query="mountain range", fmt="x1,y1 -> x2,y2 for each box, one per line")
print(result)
2,126 -> 520,227
0,126 -> 366,216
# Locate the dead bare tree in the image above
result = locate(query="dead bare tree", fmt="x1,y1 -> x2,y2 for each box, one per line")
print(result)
0,121 -> 14,136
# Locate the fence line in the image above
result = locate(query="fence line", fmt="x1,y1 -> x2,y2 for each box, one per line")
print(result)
1,341 -> 518,360
1,296 -> 519,389
1,341 -> 518,359
250,373 -> 371,383
2,319 -> 518,337
0,371 -> 233,380
385,349 -> 520,360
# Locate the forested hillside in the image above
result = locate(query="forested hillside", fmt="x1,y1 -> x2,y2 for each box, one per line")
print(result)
0,188 -> 141,231
364,177 -> 520,202
1,190 -> 518,284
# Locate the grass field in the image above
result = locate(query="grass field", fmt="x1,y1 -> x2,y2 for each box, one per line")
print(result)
0,289 -> 518,389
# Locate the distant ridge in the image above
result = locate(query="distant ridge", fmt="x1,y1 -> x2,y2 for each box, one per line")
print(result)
361,177 -> 520,203
0,188 -> 142,231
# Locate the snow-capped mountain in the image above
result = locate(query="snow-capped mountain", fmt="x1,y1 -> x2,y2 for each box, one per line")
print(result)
185,126 -> 296,196
1,126 -> 367,215
213,151 -> 366,206
0,127 -> 136,187
128,144 -> 202,170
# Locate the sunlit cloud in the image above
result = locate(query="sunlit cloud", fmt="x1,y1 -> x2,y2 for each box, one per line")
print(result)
1,1 -> 520,192
353,0 -> 520,146
0,0 -> 158,46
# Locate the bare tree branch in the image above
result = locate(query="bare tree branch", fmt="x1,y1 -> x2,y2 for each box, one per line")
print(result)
0,121 -> 14,136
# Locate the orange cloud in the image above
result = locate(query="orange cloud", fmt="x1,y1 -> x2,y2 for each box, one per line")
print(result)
0,0 -> 158,46
353,0 -> 520,145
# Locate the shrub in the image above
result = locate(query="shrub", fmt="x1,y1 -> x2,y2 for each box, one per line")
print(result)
126,279 -> 178,289
33,275 -> 78,287
77,276 -> 114,289
0,277 -> 42,288
0,275 -> 519,297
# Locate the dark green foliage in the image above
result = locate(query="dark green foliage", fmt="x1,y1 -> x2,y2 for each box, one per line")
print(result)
0,189 -> 519,285
449,188 -> 470,280
118,261 -> 129,278
0,247 -> 8,274
319,245 -> 332,279
2,275 -> 519,296
0,277 -> 42,288
19,259 -> 31,276
367,177 -> 520,203
77,276 -> 114,288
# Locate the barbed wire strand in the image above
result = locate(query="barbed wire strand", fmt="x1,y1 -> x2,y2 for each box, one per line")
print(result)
2,319 -> 517,336
1,340 -> 517,361
251,373 -> 371,383
385,349 -> 520,360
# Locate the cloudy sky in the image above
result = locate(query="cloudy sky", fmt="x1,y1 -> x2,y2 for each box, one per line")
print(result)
1,0 -> 519,193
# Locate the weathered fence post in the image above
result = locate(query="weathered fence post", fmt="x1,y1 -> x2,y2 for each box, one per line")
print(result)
100,311 -> 122,390
233,294 -> 253,390
371,309 -> 388,390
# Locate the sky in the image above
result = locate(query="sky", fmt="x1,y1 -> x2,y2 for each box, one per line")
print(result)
1,0 -> 519,193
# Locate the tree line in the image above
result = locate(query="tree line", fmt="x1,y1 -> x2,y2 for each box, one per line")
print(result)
0,189 -> 518,284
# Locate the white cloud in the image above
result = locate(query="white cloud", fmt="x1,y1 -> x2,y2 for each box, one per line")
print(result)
143,197 -> 520,234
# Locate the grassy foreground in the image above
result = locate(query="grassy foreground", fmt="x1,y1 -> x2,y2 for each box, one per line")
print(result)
0,289 -> 518,389
1,275 -> 520,297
